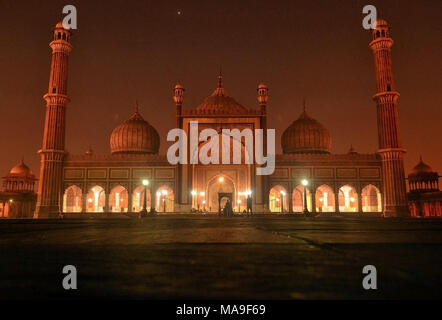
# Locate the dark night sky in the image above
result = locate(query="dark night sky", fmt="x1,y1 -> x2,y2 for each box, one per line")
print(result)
0,0 -> 441,177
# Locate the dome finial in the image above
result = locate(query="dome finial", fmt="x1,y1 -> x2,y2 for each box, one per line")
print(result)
218,67 -> 223,88
135,100 -> 139,114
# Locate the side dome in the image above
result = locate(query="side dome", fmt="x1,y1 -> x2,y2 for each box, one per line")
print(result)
281,107 -> 331,154
110,108 -> 160,154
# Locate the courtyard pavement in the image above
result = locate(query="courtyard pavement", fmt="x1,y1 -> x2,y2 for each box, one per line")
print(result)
0,215 -> 441,299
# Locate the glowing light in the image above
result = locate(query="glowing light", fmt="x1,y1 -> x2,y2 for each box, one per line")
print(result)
319,198 -> 323,202
200,191 -> 205,196
280,190 -> 286,196
136,193 -> 140,196
191,190 -> 197,196
88,198 -> 93,203
350,197 -> 355,202
237,200 -> 241,204
202,200 -> 206,204
301,179 -> 308,186
238,192 -> 243,196
156,192 -> 161,196
9,199 -> 13,203
276,198 -> 280,202
142,179 -> 149,186
218,177 -> 224,183
162,190 -> 168,196
246,190 -> 252,196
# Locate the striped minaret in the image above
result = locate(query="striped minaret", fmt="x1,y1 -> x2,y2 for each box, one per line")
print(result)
369,19 -> 409,217
34,22 -> 72,218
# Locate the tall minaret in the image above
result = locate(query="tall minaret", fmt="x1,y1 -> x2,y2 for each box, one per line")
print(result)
34,22 -> 73,218
369,19 -> 408,217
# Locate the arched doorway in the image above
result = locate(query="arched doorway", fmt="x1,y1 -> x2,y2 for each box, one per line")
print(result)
155,186 -> 174,212
315,184 -> 335,212
269,185 -> 288,213
86,185 -> 105,212
207,175 -> 235,213
338,185 -> 358,212
132,186 -> 151,212
361,184 -> 382,212
63,185 -> 82,212
109,185 -> 128,212
292,185 -> 312,212
218,192 -> 233,216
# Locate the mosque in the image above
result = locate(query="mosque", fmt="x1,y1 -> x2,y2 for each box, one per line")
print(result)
0,19 -> 441,218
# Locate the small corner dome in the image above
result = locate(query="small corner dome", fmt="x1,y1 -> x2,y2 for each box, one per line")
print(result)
281,108 -> 331,154
408,158 -> 437,179
376,19 -> 388,27
110,109 -> 160,155
8,160 -> 35,178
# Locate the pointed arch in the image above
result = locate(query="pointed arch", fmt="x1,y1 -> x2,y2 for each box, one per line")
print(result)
361,184 -> 382,212
86,185 -> 106,212
132,185 -> 151,212
315,184 -> 335,212
155,185 -> 174,212
109,185 -> 128,212
63,185 -> 82,212
269,185 -> 288,213
338,184 -> 358,212
292,185 -> 312,212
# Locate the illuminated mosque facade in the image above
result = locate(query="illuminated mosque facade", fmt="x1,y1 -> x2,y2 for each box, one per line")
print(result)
1,19 -> 441,218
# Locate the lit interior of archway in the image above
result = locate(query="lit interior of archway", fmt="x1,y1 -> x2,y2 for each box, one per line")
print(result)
109,185 -> 128,212
361,185 -> 382,212
292,185 -> 312,212
63,185 -> 82,213
338,185 -> 358,212
315,184 -> 335,212
86,185 -> 105,212
132,186 -> 151,212
155,186 -> 174,212
269,185 -> 288,213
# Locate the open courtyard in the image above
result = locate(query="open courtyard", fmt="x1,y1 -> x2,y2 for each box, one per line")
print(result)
0,215 -> 441,299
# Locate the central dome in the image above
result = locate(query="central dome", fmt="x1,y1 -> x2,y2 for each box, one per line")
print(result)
110,108 -> 160,155
281,107 -> 331,154
195,74 -> 249,115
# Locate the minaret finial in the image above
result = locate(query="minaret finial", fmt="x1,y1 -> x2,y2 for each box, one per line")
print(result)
135,100 -> 139,113
218,67 -> 223,88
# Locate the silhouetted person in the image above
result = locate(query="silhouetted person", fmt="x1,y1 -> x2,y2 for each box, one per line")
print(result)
246,195 -> 253,216
225,199 -> 233,216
